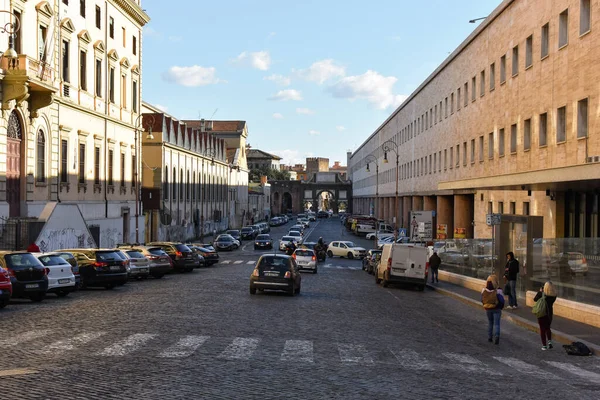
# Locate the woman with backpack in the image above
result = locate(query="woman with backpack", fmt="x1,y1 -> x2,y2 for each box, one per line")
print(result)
481,275 -> 505,344
533,281 -> 558,350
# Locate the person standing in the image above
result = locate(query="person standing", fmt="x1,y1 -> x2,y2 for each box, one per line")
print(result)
429,251 -> 441,283
504,252 -> 520,309
534,281 -> 558,350
481,275 -> 505,344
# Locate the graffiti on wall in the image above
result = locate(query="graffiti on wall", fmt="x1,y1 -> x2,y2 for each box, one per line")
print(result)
38,228 -> 96,252
100,228 -> 120,248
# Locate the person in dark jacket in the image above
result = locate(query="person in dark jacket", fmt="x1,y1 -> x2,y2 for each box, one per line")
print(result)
429,252 -> 441,283
534,281 -> 558,350
504,252 -> 520,309
481,275 -> 505,344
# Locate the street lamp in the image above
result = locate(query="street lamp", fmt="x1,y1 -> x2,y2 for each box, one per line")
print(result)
0,10 -> 20,64
383,140 -> 400,240
134,114 -> 154,244
469,17 -> 487,23
364,154 -> 379,248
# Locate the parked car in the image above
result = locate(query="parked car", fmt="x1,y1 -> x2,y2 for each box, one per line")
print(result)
269,217 -> 281,227
0,251 -> 48,302
118,245 -> 172,279
214,235 -> 240,251
186,246 -> 207,267
59,249 -> 129,289
363,249 -> 382,275
250,225 -> 262,237
327,241 -> 367,259
192,243 -> 216,252
249,254 -> 302,296
366,230 -> 395,240
241,227 -> 257,240
254,234 -> 274,250
52,251 -> 81,289
557,252 -> 589,276
34,253 -> 77,297
298,218 -> 310,228
192,246 -> 219,266
279,236 -> 301,250
287,231 -> 303,245
0,266 -> 13,308
227,230 -> 242,242
258,222 -> 270,234
117,249 -> 151,279
293,248 -> 317,273
146,242 -> 199,272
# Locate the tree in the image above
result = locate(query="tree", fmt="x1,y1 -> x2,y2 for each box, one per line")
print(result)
249,166 -> 290,183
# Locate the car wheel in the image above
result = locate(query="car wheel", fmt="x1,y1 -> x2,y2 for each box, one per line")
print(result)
105,283 -> 116,290
233,244 -> 239,250
382,272 -> 389,287
347,252 -> 354,259
249,286 -> 256,295
418,284 -> 425,291
30,293 -> 45,302
56,290 -> 70,298
375,274 -> 382,284
153,274 -> 164,279
313,268 -> 318,274
186,267 -> 194,272
0,299 -> 8,308
327,250 -> 333,258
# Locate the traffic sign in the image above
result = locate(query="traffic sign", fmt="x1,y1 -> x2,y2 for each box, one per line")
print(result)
486,213 -> 502,226
398,228 -> 407,237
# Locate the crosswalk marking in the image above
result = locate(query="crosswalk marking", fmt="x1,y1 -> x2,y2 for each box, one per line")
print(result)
246,261 -> 255,264
158,335 -> 209,358
338,344 -> 374,364
281,340 -> 314,362
41,332 -> 106,354
391,348 -> 433,370
98,333 -> 157,356
0,330 -> 52,347
218,338 -> 259,360
444,353 -> 502,375
494,357 -> 559,379
233,260 -> 243,264
221,260 -> 231,264
546,361 -> 600,383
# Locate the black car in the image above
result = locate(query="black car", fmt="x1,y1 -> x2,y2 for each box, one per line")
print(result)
240,227 -> 256,240
363,249 -> 382,274
227,230 -> 242,241
254,234 -> 273,250
194,247 -> 219,266
0,251 -> 49,302
213,235 -> 240,251
58,249 -> 128,289
317,211 -> 329,218
186,246 -> 207,268
249,254 -> 301,296
146,242 -> 199,272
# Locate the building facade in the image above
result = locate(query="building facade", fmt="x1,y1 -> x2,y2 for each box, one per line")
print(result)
0,0 -> 149,250
246,148 -> 281,170
349,0 -> 599,240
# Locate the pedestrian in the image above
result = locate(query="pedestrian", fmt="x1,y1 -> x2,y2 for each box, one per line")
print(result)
504,251 -> 520,309
429,251 -> 441,283
27,242 -> 40,252
481,275 -> 505,344
534,281 -> 558,350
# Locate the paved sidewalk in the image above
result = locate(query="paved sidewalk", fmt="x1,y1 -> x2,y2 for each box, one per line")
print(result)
427,280 -> 600,354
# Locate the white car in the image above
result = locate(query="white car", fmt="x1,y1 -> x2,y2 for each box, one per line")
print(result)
327,241 -> 367,259
287,231 -> 304,244
293,248 -> 317,273
280,235 -> 301,250
298,218 -> 310,228
366,231 -> 395,240
34,253 -> 76,297
290,224 -> 305,234
377,236 -> 396,248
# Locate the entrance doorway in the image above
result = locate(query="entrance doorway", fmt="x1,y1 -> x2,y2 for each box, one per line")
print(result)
122,209 -> 130,243
7,111 -> 23,218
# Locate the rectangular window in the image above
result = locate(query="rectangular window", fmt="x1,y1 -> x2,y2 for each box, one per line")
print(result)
581,0 -> 591,35
95,59 -> 102,96
512,46 -> 519,76
78,144 -> 85,184
488,201 -> 493,214
449,147 -> 453,169
559,9 -> 569,48
525,35 -> 533,68
429,154 -> 432,173
500,55 -> 506,83
94,146 -> 100,184
523,202 -> 530,215
120,153 -> 125,187
463,142 -> 467,166
62,40 -> 70,83
510,124 -> 517,153
38,25 -> 47,60
456,144 -> 460,167
132,80 -> 138,113
499,128 -> 505,157
79,50 -> 87,91
464,82 -> 468,106
121,75 -> 126,107
433,153 -> 437,172
444,149 -> 447,170
13,11 -> 21,54
434,105 -> 437,124
80,0 -> 86,17
471,77 -> 476,101
488,132 -> 494,159
539,112 -> 548,146
445,97 -> 448,118
451,93 -> 455,114
479,136 -> 484,162
122,27 -> 126,47
95,6 -> 101,29
109,67 -> 115,103
439,101 -> 443,121
471,139 -> 475,163
524,118 -> 531,150
499,201 -> 504,214
133,36 -> 137,55
557,106 -> 567,142
490,62 -> 495,90
456,90 -> 461,111
510,202 -> 516,215
108,149 -> 114,185
541,23 -> 549,58
439,151 -> 442,172
577,98 -> 588,138
480,70 -> 485,96
109,17 -> 115,39
61,140 -> 68,183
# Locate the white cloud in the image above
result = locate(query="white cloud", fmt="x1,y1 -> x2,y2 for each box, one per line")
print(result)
296,108 -> 315,115
272,149 -> 303,165
296,59 -> 346,84
264,74 -> 291,86
155,104 -> 169,112
328,70 -> 408,110
234,51 -> 271,70
309,130 -> 320,136
272,113 -> 284,119
268,89 -> 303,101
336,125 -> 346,132
162,65 -> 224,87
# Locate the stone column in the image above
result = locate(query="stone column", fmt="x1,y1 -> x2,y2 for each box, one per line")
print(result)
424,196 -> 437,212
437,195 -> 454,238
403,196 -> 412,229
412,196 -> 424,211
454,194 -> 474,238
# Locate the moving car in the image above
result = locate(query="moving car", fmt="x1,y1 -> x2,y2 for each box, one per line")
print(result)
290,224 -> 305,235
249,254 -> 302,296
254,234 -> 273,250
307,212 -> 317,221
376,243 -> 431,290
146,242 -> 199,272
298,218 -> 310,228
287,231 -> 303,245
0,251 -> 48,302
317,211 -> 329,218
35,253 -> 77,297
214,235 -> 240,251
227,230 -> 242,242
557,252 -> 588,276
327,241 -> 367,259
258,222 -> 270,234
118,245 -> 172,279
241,227 -> 257,240
59,249 -> 129,289
279,236 -> 301,250
293,249 -> 317,273
0,266 -> 12,308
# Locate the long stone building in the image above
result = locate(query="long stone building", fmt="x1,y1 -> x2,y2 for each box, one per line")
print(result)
349,0 -> 599,240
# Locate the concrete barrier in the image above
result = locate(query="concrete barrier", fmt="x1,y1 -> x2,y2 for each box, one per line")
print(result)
439,270 -> 486,292
526,291 -> 600,329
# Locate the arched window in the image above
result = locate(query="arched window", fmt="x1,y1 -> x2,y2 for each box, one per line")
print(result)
180,169 -> 184,200
163,166 -> 169,200
36,130 -> 46,182
172,167 -> 177,200
186,170 -> 190,201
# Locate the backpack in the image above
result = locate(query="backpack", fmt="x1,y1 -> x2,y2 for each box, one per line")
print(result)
532,293 -> 548,318
482,289 -> 498,309
563,341 -> 593,356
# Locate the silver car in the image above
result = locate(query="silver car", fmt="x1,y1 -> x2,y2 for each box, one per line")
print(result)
293,249 -> 317,273
116,249 -> 150,280
119,245 -> 172,279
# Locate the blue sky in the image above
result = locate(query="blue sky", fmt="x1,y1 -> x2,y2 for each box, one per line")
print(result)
141,0 -> 499,166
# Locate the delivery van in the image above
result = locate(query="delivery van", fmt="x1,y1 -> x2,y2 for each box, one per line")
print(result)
376,243 -> 432,291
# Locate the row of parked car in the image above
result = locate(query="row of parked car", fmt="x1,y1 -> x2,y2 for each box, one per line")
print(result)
0,241 -> 220,309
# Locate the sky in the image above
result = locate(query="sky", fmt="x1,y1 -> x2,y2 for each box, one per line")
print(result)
141,0 -> 499,167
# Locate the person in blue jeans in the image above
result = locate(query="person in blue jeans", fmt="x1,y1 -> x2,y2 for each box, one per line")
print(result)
504,252 -> 520,309
481,275 -> 505,344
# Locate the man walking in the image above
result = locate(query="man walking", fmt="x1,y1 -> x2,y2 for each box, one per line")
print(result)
504,251 -> 520,309
429,251 -> 441,283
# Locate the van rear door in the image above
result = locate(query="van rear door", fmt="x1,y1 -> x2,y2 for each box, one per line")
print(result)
390,245 -> 428,281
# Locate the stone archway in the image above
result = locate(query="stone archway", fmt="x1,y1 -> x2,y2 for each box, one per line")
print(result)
315,189 -> 337,213
282,192 -> 292,214
7,110 -> 24,217
272,191 -> 280,215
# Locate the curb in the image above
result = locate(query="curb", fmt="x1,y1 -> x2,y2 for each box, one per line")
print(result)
426,283 -> 600,355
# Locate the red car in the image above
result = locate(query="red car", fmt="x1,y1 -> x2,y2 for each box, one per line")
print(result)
0,266 -> 12,308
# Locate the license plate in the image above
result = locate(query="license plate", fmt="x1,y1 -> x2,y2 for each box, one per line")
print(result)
139,268 -> 148,273
58,279 -> 70,284
110,266 -> 121,271
264,271 -> 280,277
25,284 -> 39,289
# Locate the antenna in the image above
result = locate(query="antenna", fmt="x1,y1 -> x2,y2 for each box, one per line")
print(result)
210,108 -> 218,119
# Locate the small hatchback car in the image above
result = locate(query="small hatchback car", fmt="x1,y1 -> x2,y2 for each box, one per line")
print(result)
34,253 -> 76,297
254,234 -> 273,250
58,249 -> 128,289
249,254 -> 301,296
293,249 -> 317,273
0,251 -> 48,302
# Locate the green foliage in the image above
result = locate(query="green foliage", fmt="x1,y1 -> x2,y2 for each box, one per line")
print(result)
249,165 -> 291,182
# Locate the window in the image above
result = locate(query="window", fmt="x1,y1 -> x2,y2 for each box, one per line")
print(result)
60,140 -> 68,183
480,70 -> 485,96
451,93 -> 455,114
577,98 -> 588,138
471,77 -> 476,101
429,155 -> 432,173
95,6 -> 101,29
186,170 -> 190,200
80,0 -> 86,17
439,101 -> 442,121
541,23 -> 549,58
79,50 -> 87,91
581,0 -> 591,35
62,40 -> 70,83
120,153 -> 125,187
78,144 -> 86,184
439,151 -> 442,172
430,109 -> 433,128
463,142 -> 467,166
523,202 -> 530,216
164,167 -> 169,200
499,128 -> 505,157
525,35 -> 533,68
449,148 -> 454,169
121,75 -> 126,107
524,118 -> 531,150
557,106 -> 567,142
488,132 -> 494,159
38,25 -> 47,60
36,130 -> 45,183
470,139 -> 475,163
559,9 -> 569,48
433,153 -> 437,172
172,168 -> 177,200
180,169 -> 184,200
510,124 -> 517,153
456,90 -> 461,111
488,202 -> 493,214
109,67 -> 115,103
456,145 -> 460,167
95,59 -> 102,96
539,112 -> 548,146
109,17 -> 114,39
500,55 -> 506,83
122,27 -> 126,47
464,82 -> 468,106
498,202 -> 504,214
434,105 -> 437,124
108,149 -> 114,185
133,36 -> 137,55
445,97 -> 448,117
444,149 -> 447,170
479,136 -> 484,162
94,146 -> 100,184
13,11 -> 21,54
512,46 -> 519,76
490,62 -> 495,90
132,80 -> 138,113
510,202 -> 516,215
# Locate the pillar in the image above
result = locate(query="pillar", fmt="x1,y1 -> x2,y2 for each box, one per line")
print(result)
412,196 -> 424,211
397,196 -> 404,228
437,195 -> 454,239
454,194 -> 475,239
424,196 -> 436,212
402,196 -> 412,229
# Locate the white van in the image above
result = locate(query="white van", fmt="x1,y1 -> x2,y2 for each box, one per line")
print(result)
376,243 -> 432,291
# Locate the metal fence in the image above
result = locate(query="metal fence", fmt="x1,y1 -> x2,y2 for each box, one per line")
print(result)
0,218 -> 45,251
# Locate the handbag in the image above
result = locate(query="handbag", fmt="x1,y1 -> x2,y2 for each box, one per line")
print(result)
532,293 -> 548,318
504,282 -> 510,294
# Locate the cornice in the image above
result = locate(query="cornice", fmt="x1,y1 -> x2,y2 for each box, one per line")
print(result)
112,0 -> 151,26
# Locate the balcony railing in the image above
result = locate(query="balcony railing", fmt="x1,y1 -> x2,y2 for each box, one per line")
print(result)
1,54 -> 55,83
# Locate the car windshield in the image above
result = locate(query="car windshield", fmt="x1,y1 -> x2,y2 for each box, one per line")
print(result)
289,232 -> 300,236
97,251 -> 124,261
218,236 -> 233,242
257,256 -> 290,272
281,237 -> 294,241
295,250 -> 313,257
37,255 -> 70,266
5,253 -> 44,268
257,235 -> 270,240
148,248 -> 168,256
241,228 -> 252,232
227,231 -> 240,235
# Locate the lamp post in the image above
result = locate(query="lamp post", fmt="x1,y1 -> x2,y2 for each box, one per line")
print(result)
0,10 -> 20,63
134,114 -> 154,244
364,154 -> 379,248
469,17 -> 487,23
383,140 -> 400,240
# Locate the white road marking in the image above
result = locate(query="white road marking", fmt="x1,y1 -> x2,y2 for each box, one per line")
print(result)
41,332 -> 106,354
336,266 -> 344,269
98,333 -> 157,356
338,344 -> 374,364
546,361 -> 600,383
444,353 -> 502,375
0,369 -> 38,377
391,348 -> 433,370
233,260 -> 243,264
0,330 -> 52,347
158,335 -> 209,358
494,357 -> 559,379
221,260 -> 231,264
246,261 -> 255,264
218,338 -> 259,360
281,340 -> 314,362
